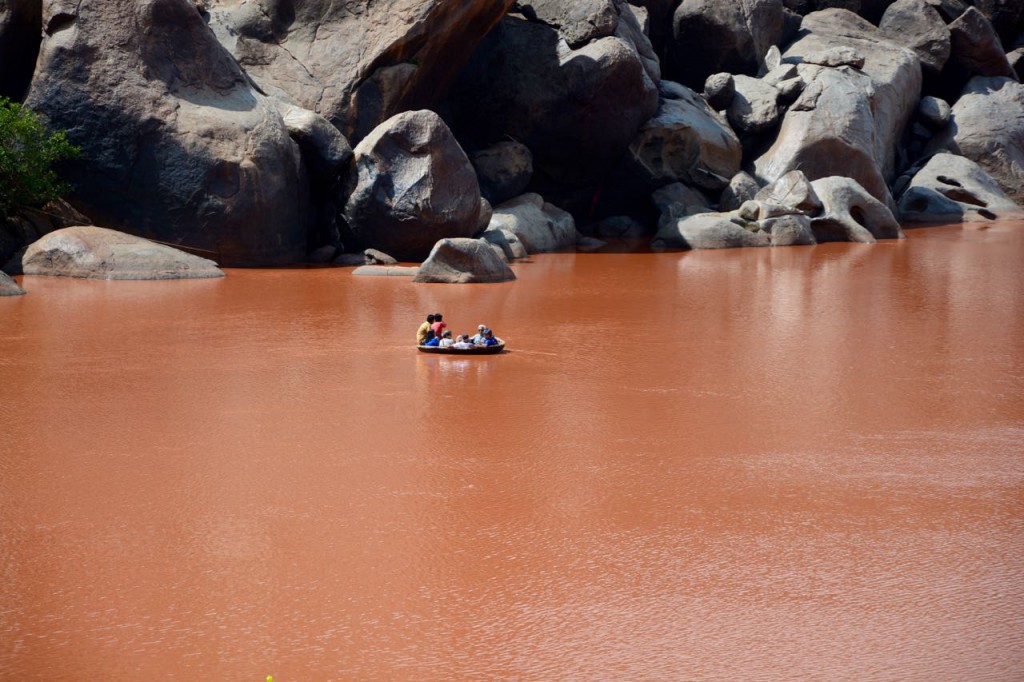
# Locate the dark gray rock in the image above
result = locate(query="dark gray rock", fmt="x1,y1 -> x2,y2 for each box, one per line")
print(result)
0,0 -> 40,100
489,194 -> 577,253
720,172 -> 762,211
413,238 -> 516,283
810,176 -> 904,242
704,72 -> 736,110
592,215 -> 648,238
469,142 -> 534,206
727,75 -> 782,134
897,152 -> 1020,221
967,0 -> 1024,44
307,245 -> 338,263
344,110 -> 482,262
21,226 -> 226,279
280,105 -> 353,175
918,96 -> 951,130
755,170 -> 823,215
928,77 -> 1024,204
652,183 -> 713,216
334,253 -> 367,266
26,0 -> 312,266
669,0 -> 786,88
879,0 -> 951,76
947,7 -> 1017,81
449,13 -> 659,189
0,271 -> 25,296
652,211 -> 771,249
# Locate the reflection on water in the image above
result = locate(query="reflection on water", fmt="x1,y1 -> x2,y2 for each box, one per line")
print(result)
1,223 -> 1023,679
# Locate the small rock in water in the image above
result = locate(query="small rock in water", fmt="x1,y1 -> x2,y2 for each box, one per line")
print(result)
364,249 -> 398,265
0,271 -> 26,296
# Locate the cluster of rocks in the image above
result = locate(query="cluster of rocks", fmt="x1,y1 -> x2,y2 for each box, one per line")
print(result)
1,0 -> 1022,288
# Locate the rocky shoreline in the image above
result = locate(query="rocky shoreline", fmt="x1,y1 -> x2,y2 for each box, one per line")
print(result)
1,0 -> 1022,288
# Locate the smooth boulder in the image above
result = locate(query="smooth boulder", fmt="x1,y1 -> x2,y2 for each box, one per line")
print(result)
719,172 -> 761,211
726,75 -> 782,135
704,72 -> 736,110
620,80 -> 742,193
488,194 -> 577,254
810,177 -> 904,243
0,271 -> 25,296
928,77 -> 1024,205
897,152 -> 1020,222
760,214 -> 816,246
21,226 -> 225,279
469,142 -> 534,206
344,110 -> 482,262
26,0 -> 311,266
413,238 -> 516,284
652,211 -> 771,249
879,0 -> 951,76
754,170 -> 823,215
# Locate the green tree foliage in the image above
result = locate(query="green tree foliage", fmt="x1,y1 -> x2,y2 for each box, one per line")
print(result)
0,98 -> 79,218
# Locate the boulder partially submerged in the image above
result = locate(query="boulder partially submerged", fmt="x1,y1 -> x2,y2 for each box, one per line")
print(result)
928,77 -> 1024,205
897,153 -> 1021,222
344,110 -> 482,261
0,271 -> 26,296
488,194 -> 577,254
810,177 -> 904,243
21,227 -> 225,279
413,238 -> 516,284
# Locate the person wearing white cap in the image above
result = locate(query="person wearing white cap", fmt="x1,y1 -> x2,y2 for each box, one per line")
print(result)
470,324 -> 487,345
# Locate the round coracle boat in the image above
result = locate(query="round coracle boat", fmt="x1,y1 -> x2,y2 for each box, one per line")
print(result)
417,340 -> 505,355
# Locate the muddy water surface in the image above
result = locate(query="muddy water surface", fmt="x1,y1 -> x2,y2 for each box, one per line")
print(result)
2,224 -> 1023,679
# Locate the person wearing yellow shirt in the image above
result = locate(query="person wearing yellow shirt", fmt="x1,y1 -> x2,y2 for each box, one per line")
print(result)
416,314 -> 436,345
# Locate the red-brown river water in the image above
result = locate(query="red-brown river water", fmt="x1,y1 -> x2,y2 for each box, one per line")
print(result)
2,223 -> 1023,680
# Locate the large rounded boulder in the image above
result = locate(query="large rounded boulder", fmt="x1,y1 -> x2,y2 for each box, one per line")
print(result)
668,0 -> 785,89
204,0 -> 514,143
413,238 -> 516,284
21,226 -> 225,279
897,153 -> 1021,222
927,77 -> 1024,205
344,110 -> 482,262
0,271 -> 26,296
25,0 -> 310,266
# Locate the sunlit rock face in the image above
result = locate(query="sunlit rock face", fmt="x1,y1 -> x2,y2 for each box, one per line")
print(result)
25,0 -> 311,265
202,0 -> 515,143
